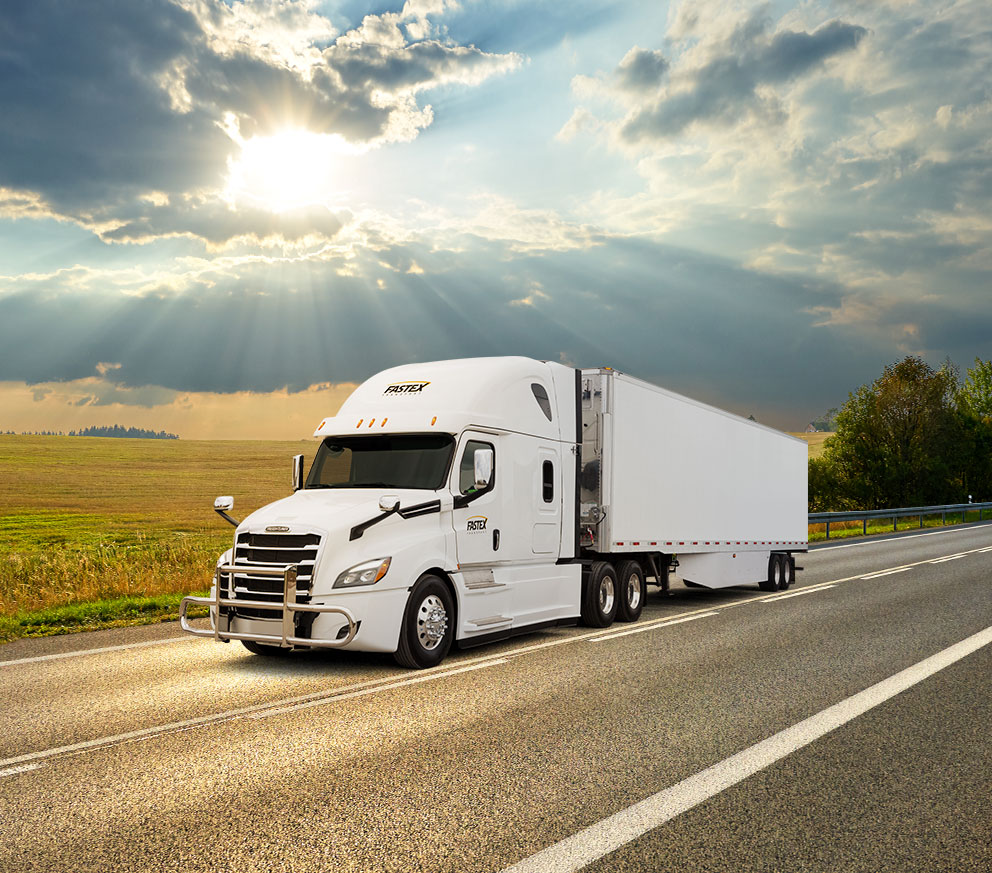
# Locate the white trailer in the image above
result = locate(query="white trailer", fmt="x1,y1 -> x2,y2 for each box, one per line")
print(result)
181,357 -> 807,668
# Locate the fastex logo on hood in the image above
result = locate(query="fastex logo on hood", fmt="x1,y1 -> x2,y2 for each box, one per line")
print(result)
384,380 -> 430,395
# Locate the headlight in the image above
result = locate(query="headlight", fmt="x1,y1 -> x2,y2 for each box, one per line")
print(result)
333,557 -> 391,588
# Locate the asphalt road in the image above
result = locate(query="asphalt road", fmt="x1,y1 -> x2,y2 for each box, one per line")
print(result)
1,524 -> 990,872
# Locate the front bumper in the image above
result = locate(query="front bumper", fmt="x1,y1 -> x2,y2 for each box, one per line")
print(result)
180,563 -> 357,649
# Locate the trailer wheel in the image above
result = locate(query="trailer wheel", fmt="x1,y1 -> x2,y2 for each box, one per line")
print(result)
615,560 -> 645,623
760,555 -> 783,592
242,640 -> 293,657
781,555 -> 795,589
582,562 -> 619,627
394,574 -> 454,669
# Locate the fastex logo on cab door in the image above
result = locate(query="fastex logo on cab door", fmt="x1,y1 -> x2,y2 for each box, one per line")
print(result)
466,516 -> 488,533
384,380 -> 430,395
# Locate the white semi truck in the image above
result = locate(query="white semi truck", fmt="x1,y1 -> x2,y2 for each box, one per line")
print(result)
181,357 -> 808,668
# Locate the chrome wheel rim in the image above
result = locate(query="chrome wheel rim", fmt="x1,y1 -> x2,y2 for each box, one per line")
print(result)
417,594 -> 448,651
599,576 -> 615,614
627,573 -> 642,610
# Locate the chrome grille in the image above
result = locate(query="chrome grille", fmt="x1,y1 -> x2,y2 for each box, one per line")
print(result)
224,531 -> 322,619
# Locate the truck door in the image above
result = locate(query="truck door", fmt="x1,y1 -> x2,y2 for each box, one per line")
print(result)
451,433 -> 503,567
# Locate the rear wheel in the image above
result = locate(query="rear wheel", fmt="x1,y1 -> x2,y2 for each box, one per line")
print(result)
760,555 -> 783,592
780,555 -> 795,589
394,575 -> 454,669
615,560 -> 645,623
581,561 -> 618,628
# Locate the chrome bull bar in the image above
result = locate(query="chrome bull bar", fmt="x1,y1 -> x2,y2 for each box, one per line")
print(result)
179,563 -> 358,649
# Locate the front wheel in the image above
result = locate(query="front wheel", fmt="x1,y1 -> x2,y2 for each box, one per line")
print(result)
394,575 -> 455,669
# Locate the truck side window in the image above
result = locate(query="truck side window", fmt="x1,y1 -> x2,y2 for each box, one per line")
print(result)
531,384 -> 553,421
542,460 -> 554,502
459,440 -> 495,495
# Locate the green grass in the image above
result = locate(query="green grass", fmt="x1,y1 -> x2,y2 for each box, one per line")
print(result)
0,434 -> 312,641
789,432 -> 834,459
808,509 -> 988,542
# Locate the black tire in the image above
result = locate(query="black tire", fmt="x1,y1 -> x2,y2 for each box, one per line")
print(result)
394,575 -> 455,669
781,555 -> 795,589
760,555 -> 783,592
581,561 -> 619,628
615,559 -> 645,623
242,640 -> 294,657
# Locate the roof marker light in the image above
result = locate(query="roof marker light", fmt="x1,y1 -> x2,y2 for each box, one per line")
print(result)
356,419 -> 363,428
381,418 -> 388,427
431,416 -> 437,426
369,418 -> 375,427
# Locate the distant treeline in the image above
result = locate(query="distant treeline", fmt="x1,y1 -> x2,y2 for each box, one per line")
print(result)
810,356 -> 992,511
3,425 -> 179,439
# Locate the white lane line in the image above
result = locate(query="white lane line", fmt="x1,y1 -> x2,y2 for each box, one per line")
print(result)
0,636 -> 190,667
251,660 -> 507,718
0,763 -> 43,779
761,585 -> 836,602
930,554 -> 967,564
499,624 -> 992,873
588,613 -> 718,643
0,660 -> 507,769
861,567 -> 913,579
979,547 -> 992,553
813,525 -> 992,551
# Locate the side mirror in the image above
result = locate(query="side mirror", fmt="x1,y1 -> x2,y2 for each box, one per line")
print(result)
474,448 -> 494,489
379,495 -> 400,513
292,454 -> 304,491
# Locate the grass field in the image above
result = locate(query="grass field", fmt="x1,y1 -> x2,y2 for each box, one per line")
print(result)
788,432 -> 834,459
0,435 -> 310,640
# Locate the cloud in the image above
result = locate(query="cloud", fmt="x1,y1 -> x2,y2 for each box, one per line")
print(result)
616,47 -> 670,93
0,0 -> 521,244
620,15 -> 866,142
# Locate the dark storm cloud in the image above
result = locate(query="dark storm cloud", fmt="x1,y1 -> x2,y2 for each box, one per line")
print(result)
0,0 -> 518,233
621,17 -> 866,141
0,234 -> 888,425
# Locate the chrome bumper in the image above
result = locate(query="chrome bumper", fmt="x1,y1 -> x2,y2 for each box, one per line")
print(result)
179,563 -> 357,649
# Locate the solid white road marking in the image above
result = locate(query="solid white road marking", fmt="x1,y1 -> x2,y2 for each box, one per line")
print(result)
761,585 -> 836,602
0,763 -> 42,779
499,625 -> 992,873
0,659 -> 507,769
929,554 -> 967,563
861,567 -> 914,579
250,660 -> 507,718
814,525 -> 992,551
588,613 -> 718,643
0,636 -> 189,667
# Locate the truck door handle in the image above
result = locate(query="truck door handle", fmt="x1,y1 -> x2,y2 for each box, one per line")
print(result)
493,529 -> 500,551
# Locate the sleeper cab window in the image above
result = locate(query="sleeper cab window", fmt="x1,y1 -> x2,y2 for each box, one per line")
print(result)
532,383 -> 552,421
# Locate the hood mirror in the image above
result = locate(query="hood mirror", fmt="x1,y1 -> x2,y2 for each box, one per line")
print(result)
213,496 -> 239,527
379,495 -> 400,513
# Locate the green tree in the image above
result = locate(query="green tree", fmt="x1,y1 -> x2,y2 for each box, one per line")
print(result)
959,358 -> 992,422
818,356 -> 963,509
957,358 -> 992,500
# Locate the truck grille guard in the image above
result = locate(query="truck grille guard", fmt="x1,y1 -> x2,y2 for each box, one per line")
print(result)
179,563 -> 357,649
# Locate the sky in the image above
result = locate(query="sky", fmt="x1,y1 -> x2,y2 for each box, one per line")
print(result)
0,0 -> 989,438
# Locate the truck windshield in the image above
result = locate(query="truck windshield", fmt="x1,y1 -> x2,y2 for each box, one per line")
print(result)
305,434 -> 455,490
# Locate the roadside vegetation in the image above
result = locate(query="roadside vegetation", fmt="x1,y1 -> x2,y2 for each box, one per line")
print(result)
808,357 -> 992,512
0,436 -> 308,641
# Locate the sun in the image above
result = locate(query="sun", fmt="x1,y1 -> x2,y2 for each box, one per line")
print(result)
225,128 -> 357,212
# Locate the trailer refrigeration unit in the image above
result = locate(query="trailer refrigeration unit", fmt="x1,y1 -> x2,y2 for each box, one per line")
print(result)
181,357 -> 808,668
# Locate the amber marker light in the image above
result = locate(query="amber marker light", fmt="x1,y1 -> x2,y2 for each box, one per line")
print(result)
431,416 -> 437,426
